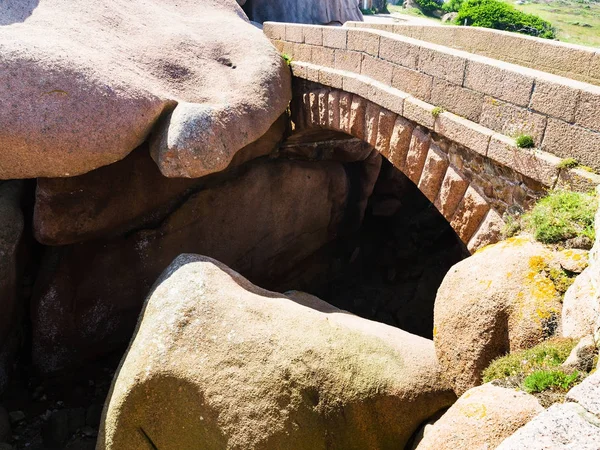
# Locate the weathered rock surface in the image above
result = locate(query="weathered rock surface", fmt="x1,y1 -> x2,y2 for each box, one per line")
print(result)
34,115 -> 288,246
562,267 -> 599,339
31,157 -> 379,372
562,335 -> 597,372
567,371 -> 600,417
0,182 -> 24,393
243,0 -> 363,24
98,255 -> 456,450
412,384 -> 543,450
0,0 -> 290,179
434,237 -> 563,395
496,403 -> 600,450
0,405 -> 9,443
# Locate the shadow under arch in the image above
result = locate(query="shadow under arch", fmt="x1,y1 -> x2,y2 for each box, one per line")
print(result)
0,0 -> 40,26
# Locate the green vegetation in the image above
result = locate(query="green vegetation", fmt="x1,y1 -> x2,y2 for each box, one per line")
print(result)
522,369 -> 579,393
442,0 -> 466,12
414,0 -> 445,15
515,134 -> 535,148
432,106 -> 445,117
281,53 -> 292,66
547,266 -> 575,295
520,190 -> 597,244
483,338 -> 576,382
503,0 -> 600,47
558,158 -> 580,170
455,0 -> 556,38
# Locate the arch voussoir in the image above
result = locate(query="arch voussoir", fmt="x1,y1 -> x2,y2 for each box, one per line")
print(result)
293,85 -> 508,252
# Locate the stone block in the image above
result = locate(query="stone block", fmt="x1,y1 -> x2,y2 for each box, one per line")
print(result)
303,25 -> 323,46
464,59 -> 534,107
291,43 -> 312,62
467,208 -> 504,253
272,40 -> 285,53
263,22 -> 285,41
404,127 -> 431,183
480,97 -> 547,146
334,49 -> 363,73
542,119 -> 600,173
323,27 -> 347,49
305,65 -> 320,83
403,97 -> 436,129
291,61 -> 307,80
311,46 -> 335,67
285,24 -> 304,43
556,167 -> 600,193
575,87 -> 600,133
365,102 -> 381,147
530,78 -> 579,124
347,29 -> 380,57
418,46 -> 467,85
435,165 -> 469,220
342,73 -> 370,99
318,90 -> 329,128
450,185 -> 491,243
339,92 -> 353,134
327,90 -> 341,130
319,67 -> 343,90
368,83 -> 407,116
378,35 -> 419,69
388,116 -> 414,169
434,112 -> 493,156
375,109 -> 397,158
349,95 -> 367,140
391,66 -> 433,102
418,143 -> 449,202
361,54 -> 394,85
430,78 -> 484,123
488,134 -> 560,187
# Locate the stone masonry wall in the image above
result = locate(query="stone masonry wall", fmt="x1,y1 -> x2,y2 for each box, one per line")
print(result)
347,21 -> 600,87
265,22 -> 600,173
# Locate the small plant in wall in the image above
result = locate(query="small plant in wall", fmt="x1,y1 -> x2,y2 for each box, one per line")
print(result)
281,53 -> 292,67
557,158 -> 579,169
515,134 -> 535,148
432,106 -> 445,118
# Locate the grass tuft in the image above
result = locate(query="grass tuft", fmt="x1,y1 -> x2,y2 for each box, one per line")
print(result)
483,338 -> 576,383
522,369 -> 580,393
516,134 -> 535,148
557,158 -> 579,169
281,53 -> 292,66
521,190 -> 597,244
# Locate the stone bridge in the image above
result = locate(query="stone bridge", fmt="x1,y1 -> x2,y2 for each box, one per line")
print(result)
264,21 -> 600,252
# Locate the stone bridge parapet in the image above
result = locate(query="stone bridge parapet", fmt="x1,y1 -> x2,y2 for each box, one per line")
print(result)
264,22 -> 600,174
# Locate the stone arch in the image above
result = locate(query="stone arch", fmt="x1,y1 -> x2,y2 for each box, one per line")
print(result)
291,86 -> 505,253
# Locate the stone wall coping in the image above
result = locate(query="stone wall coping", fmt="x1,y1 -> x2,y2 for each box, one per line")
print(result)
290,60 -> 600,191
345,21 -> 600,86
265,21 -> 600,172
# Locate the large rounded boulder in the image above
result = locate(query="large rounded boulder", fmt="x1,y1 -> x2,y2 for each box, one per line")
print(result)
412,383 -> 543,450
98,255 -> 455,450
434,237 -> 563,395
0,0 -> 290,179
243,0 -> 363,24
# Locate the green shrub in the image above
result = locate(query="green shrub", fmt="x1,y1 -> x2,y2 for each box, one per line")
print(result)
414,0 -> 444,15
455,0 -> 556,39
521,190 -> 597,244
442,0 -> 465,13
515,134 -> 535,148
483,338 -> 576,382
523,370 -> 579,393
